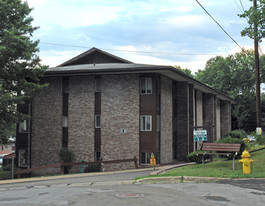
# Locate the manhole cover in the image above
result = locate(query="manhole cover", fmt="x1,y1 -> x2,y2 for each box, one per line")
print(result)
116,193 -> 145,198
204,195 -> 229,202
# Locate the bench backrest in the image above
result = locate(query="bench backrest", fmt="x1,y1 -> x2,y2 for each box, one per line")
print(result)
201,143 -> 241,152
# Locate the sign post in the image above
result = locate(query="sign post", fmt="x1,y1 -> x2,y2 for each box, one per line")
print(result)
256,127 -> 262,135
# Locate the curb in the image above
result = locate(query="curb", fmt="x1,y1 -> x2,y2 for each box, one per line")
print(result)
150,162 -> 196,175
0,167 -> 154,185
135,176 -> 231,184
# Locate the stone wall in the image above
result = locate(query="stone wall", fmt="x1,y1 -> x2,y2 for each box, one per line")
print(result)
68,76 -> 95,165
101,74 -> 140,171
160,76 -> 173,164
216,98 -> 221,140
220,100 -> 231,137
203,93 -> 216,142
31,77 -> 62,175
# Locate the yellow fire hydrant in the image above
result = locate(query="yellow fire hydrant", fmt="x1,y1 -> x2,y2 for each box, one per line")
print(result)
239,150 -> 254,174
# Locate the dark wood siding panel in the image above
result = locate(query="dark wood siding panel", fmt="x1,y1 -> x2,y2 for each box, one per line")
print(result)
66,51 -> 127,66
139,74 -> 160,161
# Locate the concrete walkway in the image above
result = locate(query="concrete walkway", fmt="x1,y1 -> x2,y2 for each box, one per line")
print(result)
2,161 -> 263,185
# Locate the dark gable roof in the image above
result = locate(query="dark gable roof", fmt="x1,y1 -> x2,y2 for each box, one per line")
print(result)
46,48 -> 235,103
57,47 -> 132,67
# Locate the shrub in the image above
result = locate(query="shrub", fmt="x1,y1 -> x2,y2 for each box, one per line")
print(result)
187,151 -> 211,163
2,165 -> 11,171
58,147 -> 74,163
83,163 -> 101,173
255,133 -> 265,145
216,136 -> 247,156
229,130 -> 247,139
58,147 -> 75,174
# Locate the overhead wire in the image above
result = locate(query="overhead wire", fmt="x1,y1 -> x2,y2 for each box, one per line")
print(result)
39,41 -> 226,56
195,0 -> 243,50
239,0 -> 245,11
234,0 -> 244,13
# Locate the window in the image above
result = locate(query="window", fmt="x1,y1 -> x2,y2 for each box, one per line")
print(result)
19,120 -> 28,133
140,115 -> 152,131
156,115 -> 160,131
95,151 -> 101,161
140,152 -> 151,164
140,78 -> 152,94
18,149 -> 28,167
95,115 -> 101,128
95,79 -> 101,92
62,116 -> 68,128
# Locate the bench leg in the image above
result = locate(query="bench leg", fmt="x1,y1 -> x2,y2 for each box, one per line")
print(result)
233,156 -> 235,171
202,155 -> 205,167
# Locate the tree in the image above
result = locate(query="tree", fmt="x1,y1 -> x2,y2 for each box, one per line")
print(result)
239,0 -> 265,41
174,65 -> 194,78
195,50 -> 265,131
239,0 -> 265,127
0,0 -> 47,142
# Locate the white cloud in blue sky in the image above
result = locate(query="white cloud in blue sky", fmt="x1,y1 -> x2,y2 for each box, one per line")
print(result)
27,0 -> 257,72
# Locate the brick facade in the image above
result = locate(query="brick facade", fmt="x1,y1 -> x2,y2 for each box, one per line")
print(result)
17,48 -> 235,176
101,74 -> 140,171
68,76 -> 95,165
160,76 -> 173,164
31,77 -> 62,175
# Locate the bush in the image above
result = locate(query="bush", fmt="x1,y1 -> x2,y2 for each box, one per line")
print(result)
215,136 -> 247,156
2,165 -> 11,171
187,151 -> 211,163
83,163 -> 101,173
229,130 -> 247,139
255,133 -> 265,145
58,147 -> 74,163
58,147 -> 75,174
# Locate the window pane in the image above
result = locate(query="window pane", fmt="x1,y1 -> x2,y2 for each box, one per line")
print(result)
140,79 -> 146,94
147,153 -> 151,164
62,116 -> 68,128
95,115 -> 101,128
95,79 -> 101,92
19,120 -> 28,133
140,115 -> 152,131
156,115 -> 160,131
146,78 -> 152,94
146,117 -> 151,130
140,153 -> 146,164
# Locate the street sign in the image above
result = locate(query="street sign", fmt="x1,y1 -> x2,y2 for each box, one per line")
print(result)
256,127 -> 262,135
194,130 -> 207,141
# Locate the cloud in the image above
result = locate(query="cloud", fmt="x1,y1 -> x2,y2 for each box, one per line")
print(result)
30,0 -> 254,72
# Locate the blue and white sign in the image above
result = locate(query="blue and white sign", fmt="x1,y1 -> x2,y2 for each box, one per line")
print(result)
194,130 -> 207,141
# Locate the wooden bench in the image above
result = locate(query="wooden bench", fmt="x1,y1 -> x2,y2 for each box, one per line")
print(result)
196,143 -> 241,170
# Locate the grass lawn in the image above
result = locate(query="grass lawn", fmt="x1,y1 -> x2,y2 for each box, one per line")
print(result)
146,149 -> 265,179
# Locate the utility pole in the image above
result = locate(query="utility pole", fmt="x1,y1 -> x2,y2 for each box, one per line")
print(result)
253,0 -> 262,128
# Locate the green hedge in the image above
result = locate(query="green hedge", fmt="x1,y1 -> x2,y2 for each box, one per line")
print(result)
187,151 -> 211,163
229,129 -> 247,139
215,136 -> 247,156
83,163 -> 101,173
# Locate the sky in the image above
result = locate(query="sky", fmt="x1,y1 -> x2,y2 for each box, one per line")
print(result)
26,0 -> 258,73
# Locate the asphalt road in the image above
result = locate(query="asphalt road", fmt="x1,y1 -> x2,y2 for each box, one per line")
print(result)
0,170 -> 265,206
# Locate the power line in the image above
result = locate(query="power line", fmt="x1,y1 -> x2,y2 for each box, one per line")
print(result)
195,0 -> 243,50
239,0 -> 245,11
39,41 -> 226,56
234,0 -> 244,13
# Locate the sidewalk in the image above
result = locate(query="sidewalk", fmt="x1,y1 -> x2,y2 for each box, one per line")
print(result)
0,162 -> 195,185
3,161 -> 250,185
